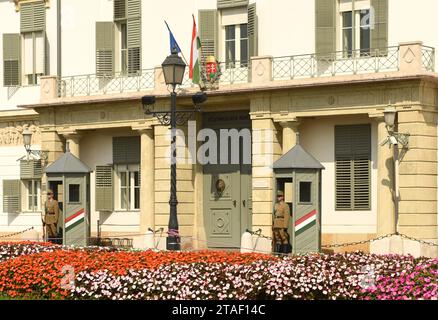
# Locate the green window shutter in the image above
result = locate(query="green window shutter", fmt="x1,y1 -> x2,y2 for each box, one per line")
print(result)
370,0 -> 388,53
217,0 -> 249,9
96,22 -> 115,77
113,136 -> 141,164
199,10 -> 218,63
335,125 -> 371,211
20,2 -> 34,33
20,1 -> 46,33
95,166 -> 114,212
3,34 -> 21,86
127,0 -> 141,74
114,0 -> 127,21
248,3 -> 258,58
315,0 -> 336,56
33,1 -> 46,31
3,180 -> 21,213
20,160 -> 42,179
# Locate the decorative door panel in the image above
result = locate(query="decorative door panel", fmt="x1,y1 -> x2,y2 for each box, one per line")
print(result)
204,166 -> 240,248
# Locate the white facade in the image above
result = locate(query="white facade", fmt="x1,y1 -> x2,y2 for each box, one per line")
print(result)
0,0 -> 437,248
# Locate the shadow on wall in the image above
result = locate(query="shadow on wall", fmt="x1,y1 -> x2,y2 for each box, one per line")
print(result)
7,86 -> 19,100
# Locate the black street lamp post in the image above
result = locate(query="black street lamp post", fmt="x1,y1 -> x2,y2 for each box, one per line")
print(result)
142,49 -> 207,251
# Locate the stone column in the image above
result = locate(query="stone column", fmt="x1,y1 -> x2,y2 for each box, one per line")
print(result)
139,127 -> 155,235
376,117 -> 396,235
62,133 -> 81,158
279,120 -> 300,154
251,117 -> 282,252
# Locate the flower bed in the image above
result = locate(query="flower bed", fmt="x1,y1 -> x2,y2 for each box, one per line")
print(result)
0,241 -> 60,263
0,242 -> 436,300
72,253 -> 437,300
0,244 -> 274,299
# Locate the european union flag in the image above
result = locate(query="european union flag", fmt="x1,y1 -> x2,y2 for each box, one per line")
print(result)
165,21 -> 182,54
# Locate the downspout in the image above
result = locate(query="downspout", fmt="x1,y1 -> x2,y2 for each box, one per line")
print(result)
57,0 -> 61,78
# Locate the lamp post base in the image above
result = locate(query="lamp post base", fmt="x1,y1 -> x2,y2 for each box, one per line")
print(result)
166,236 -> 181,251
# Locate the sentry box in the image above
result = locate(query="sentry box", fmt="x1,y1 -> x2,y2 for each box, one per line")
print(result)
45,147 -> 91,247
273,139 -> 324,254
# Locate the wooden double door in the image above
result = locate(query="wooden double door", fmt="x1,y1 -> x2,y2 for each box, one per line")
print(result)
202,112 -> 252,248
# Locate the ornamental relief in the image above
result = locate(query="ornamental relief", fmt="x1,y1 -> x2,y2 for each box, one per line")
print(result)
0,121 -> 40,147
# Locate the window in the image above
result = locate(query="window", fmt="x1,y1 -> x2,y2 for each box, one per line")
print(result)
299,182 -> 312,204
116,166 -> 140,210
240,24 -> 248,66
339,0 -> 371,57
120,22 -> 128,73
20,1 -> 46,85
225,25 -> 236,67
23,31 -> 45,85
342,11 -> 353,57
113,0 -> 141,74
359,9 -> 371,54
26,180 -> 41,211
335,124 -> 371,211
68,184 -> 80,203
223,23 -> 248,68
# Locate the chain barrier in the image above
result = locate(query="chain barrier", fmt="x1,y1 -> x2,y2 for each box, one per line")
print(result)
322,232 -> 438,249
1,229 -> 437,255
397,233 -> 438,247
0,227 -> 34,239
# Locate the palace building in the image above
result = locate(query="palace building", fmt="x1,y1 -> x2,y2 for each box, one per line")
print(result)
1,0 -> 438,256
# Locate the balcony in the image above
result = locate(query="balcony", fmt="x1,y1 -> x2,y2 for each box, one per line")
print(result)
48,42 -> 435,100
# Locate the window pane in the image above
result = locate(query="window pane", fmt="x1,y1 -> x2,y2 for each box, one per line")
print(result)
134,187 -> 140,209
240,24 -> 248,39
120,172 -> 127,187
225,25 -> 235,40
133,171 -> 139,187
28,181 -> 33,211
299,182 -> 312,203
121,23 -> 127,49
226,41 -> 236,66
240,39 -> 248,66
225,25 -> 236,67
342,11 -> 353,57
36,181 -> 41,210
360,10 -> 371,54
342,11 -> 353,28
68,184 -> 80,203
121,188 -> 128,210
343,29 -> 353,56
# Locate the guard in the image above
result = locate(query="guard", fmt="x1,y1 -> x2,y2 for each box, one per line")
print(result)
272,190 -> 292,254
43,189 -> 59,243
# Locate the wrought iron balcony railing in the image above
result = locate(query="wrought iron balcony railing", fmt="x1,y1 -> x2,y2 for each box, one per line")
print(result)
58,68 -> 155,98
56,45 -> 435,98
273,47 -> 401,81
421,45 -> 435,71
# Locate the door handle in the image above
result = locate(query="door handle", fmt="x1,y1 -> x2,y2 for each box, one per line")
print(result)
242,200 -> 246,207
233,200 -> 237,207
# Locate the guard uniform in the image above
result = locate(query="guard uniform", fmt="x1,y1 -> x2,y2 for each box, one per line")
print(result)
43,197 -> 59,242
273,191 -> 292,254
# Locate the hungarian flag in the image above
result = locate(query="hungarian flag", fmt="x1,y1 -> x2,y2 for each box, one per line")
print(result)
189,15 -> 201,84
